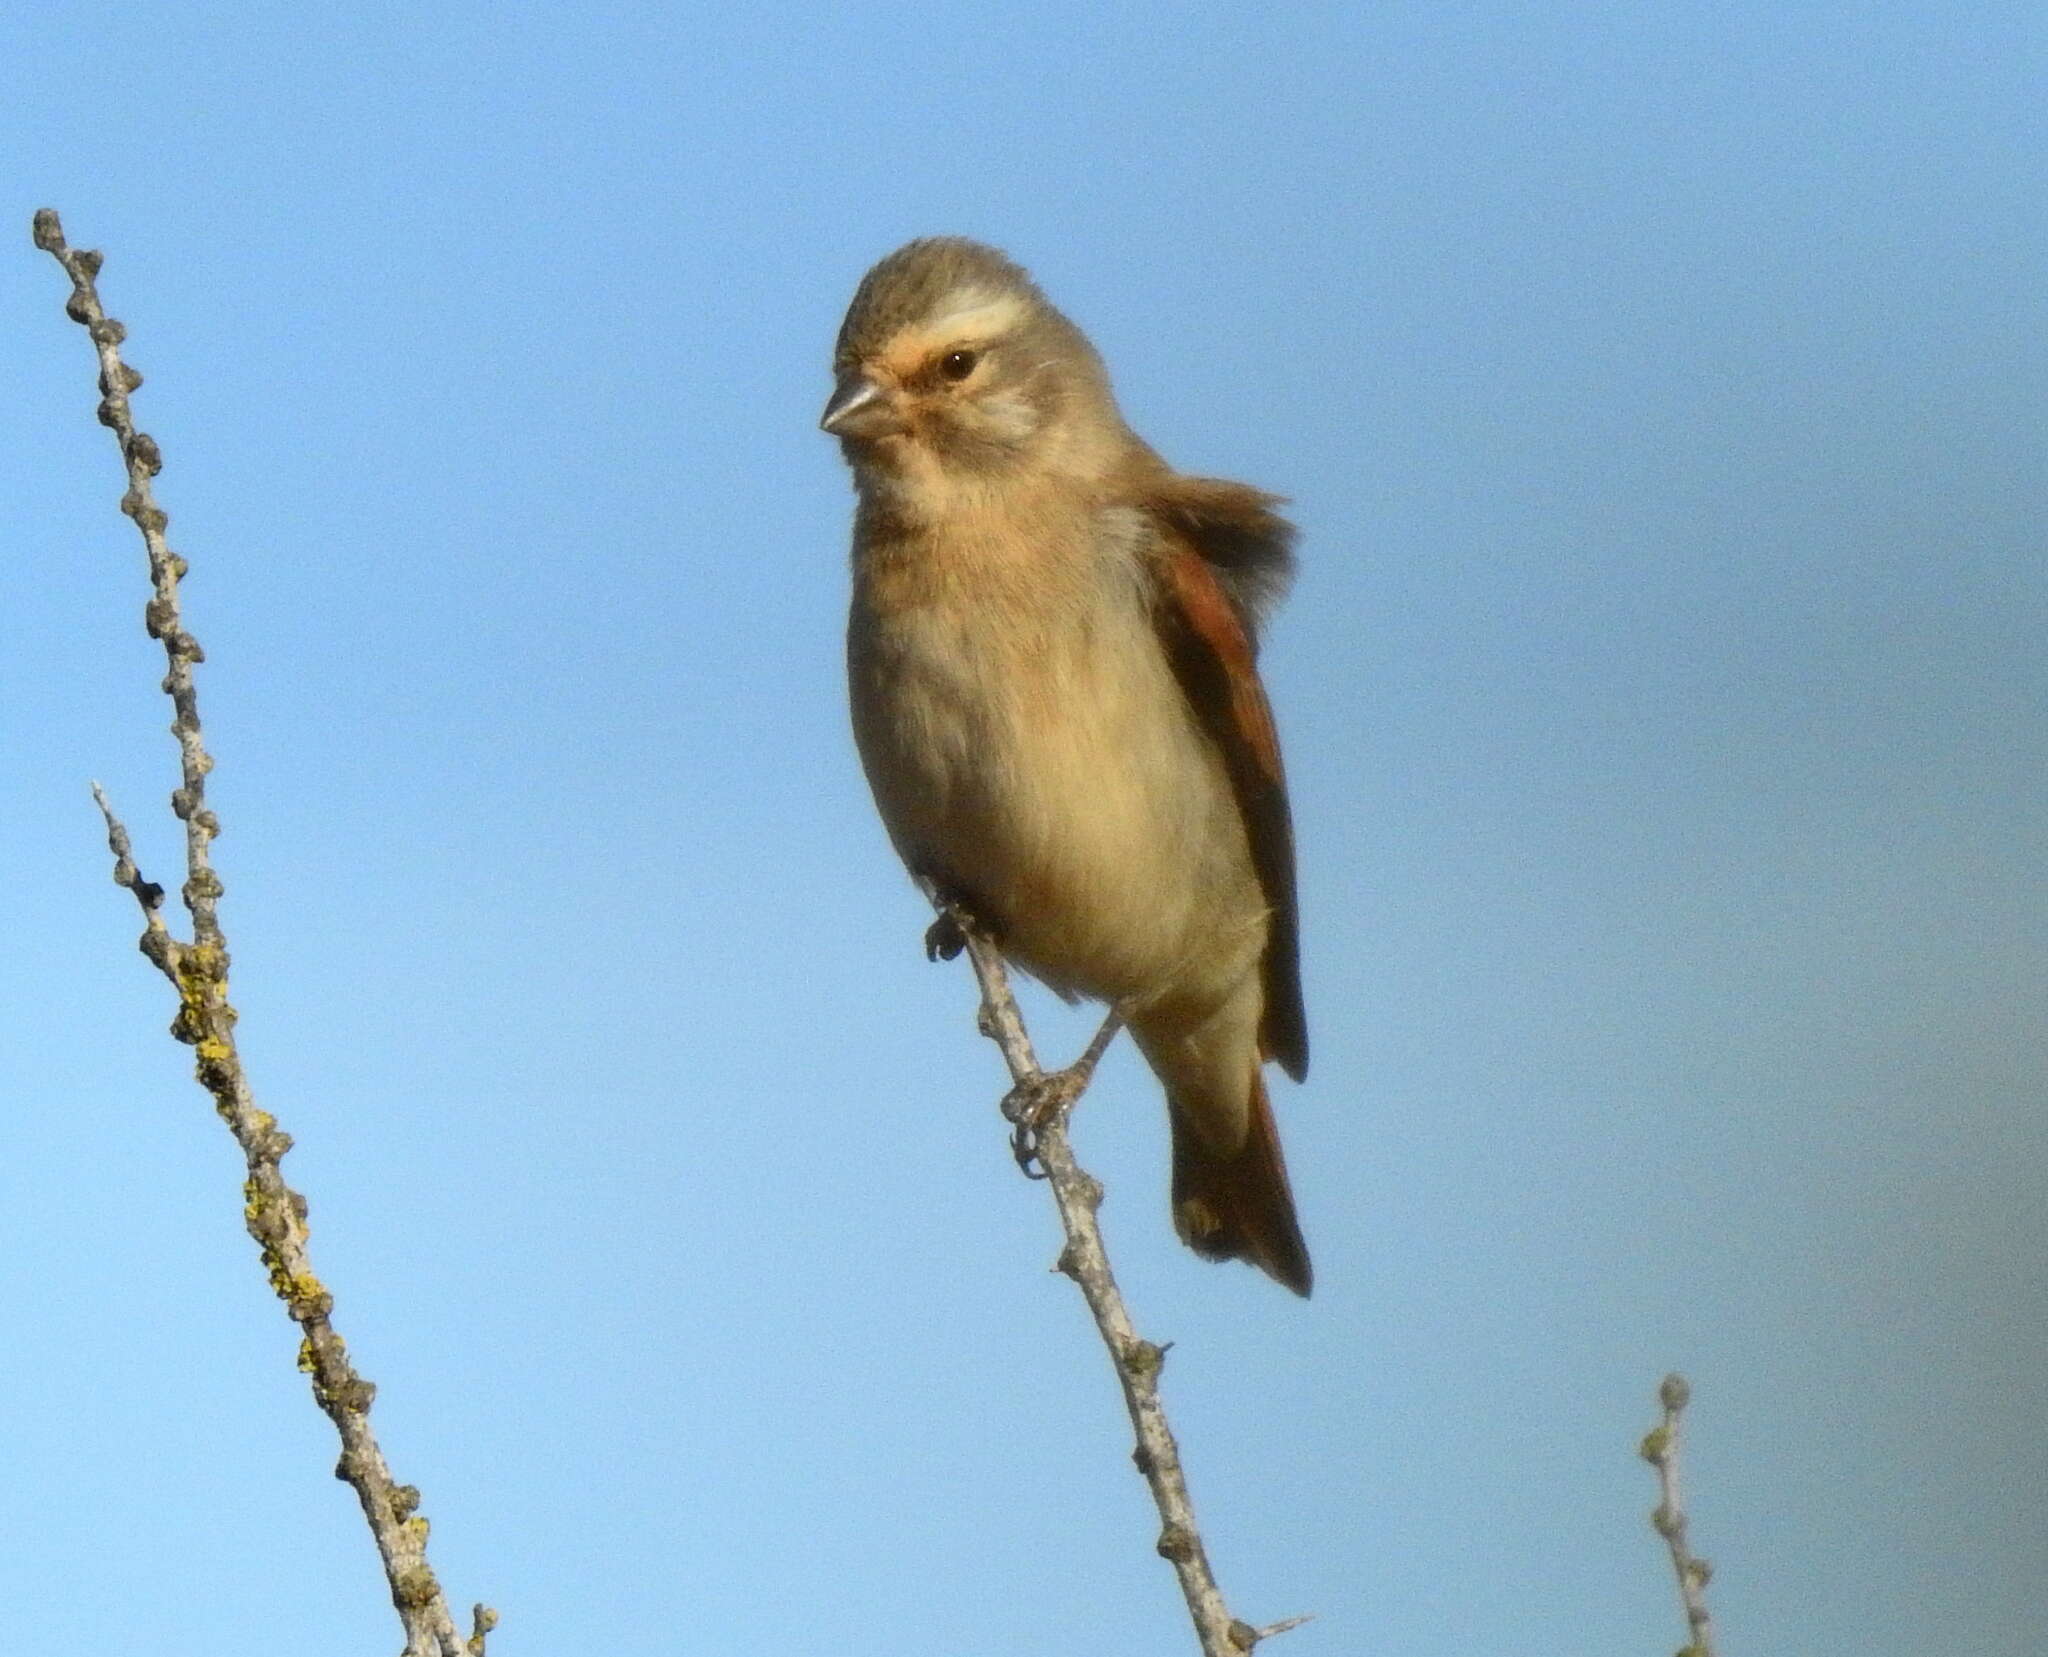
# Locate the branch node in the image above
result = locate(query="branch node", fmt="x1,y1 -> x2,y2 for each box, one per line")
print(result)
1122,1338 -> 1167,1379
393,1564 -> 442,1610
285,1281 -> 337,1324
183,868 -> 225,904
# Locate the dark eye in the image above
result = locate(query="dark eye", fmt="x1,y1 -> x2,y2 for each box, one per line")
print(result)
939,349 -> 978,381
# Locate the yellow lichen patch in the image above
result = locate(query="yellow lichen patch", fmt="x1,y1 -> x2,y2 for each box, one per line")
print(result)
393,1564 -> 441,1608
194,1035 -> 234,1063
278,1269 -> 329,1319
174,944 -> 229,996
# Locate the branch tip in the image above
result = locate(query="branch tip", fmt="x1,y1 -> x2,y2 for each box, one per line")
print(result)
1642,1372 -> 1716,1657
48,211 -> 482,1657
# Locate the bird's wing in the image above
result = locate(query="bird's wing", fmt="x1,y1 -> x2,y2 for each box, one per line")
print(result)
1148,504 -> 1309,1081
1143,474 -> 1298,635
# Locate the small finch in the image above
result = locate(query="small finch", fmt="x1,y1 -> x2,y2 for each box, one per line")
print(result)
823,238 -> 1312,1295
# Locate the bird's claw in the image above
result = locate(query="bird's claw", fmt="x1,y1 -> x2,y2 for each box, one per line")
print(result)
1001,1066 -> 1088,1178
924,911 -> 967,962
921,884 -> 1003,963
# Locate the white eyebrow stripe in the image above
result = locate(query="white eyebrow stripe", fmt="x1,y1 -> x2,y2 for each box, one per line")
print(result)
926,290 -> 1030,340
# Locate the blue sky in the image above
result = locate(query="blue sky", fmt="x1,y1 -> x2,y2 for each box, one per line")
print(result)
7,4 -> 2042,1653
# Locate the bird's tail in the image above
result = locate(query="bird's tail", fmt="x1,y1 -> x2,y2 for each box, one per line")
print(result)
1169,1068 -> 1312,1296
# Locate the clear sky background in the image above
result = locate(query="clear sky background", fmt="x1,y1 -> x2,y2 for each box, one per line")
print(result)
7,4 -> 2042,1654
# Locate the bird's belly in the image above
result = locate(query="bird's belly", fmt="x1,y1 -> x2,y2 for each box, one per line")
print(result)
851,600 -> 1264,1008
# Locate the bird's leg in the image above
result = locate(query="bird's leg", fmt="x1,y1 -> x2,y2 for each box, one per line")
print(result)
1003,1007 -> 1125,1177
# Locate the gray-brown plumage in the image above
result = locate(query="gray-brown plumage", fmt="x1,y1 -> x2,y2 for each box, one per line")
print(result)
823,237 -> 1313,1294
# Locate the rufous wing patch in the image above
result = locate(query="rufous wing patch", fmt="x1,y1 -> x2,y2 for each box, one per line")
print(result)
1152,532 -> 1309,1082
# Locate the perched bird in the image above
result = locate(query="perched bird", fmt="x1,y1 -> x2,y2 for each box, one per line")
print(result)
822,238 -> 1312,1295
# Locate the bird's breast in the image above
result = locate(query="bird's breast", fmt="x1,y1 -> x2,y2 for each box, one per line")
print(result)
846,512 -> 1263,1005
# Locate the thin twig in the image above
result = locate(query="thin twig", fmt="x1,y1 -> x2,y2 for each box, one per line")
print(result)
1640,1372 -> 1716,1657
37,209 -> 490,1657
948,909 -> 1307,1656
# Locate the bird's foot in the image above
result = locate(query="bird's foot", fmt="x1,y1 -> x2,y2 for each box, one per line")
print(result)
923,910 -> 967,962
1000,1008 -> 1123,1178
919,883 -> 998,963
1001,1065 -> 1090,1179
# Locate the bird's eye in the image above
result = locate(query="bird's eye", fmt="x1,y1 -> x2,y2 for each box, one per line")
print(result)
939,349 -> 978,381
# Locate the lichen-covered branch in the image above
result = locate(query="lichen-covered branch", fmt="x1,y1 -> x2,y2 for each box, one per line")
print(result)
37,208 -> 492,1657
945,906 -> 1306,1656
1639,1372 -> 1716,1657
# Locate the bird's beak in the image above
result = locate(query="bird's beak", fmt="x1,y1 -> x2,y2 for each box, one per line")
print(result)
820,369 -> 905,439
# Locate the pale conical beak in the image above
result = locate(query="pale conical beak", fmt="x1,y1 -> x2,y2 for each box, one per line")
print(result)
820,369 -> 905,438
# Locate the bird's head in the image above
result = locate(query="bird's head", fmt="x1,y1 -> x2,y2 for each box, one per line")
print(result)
821,238 -> 1125,485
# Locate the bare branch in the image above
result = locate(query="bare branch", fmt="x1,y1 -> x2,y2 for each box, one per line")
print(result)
37,208 -> 490,1657
1640,1372 -> 1716,1657
945,904 -> 1307,1655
